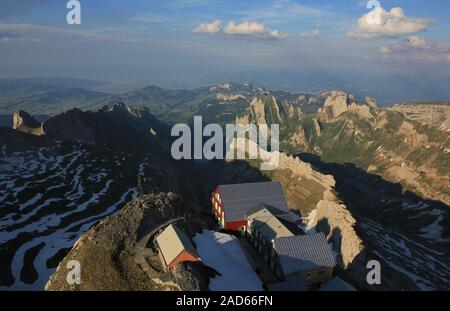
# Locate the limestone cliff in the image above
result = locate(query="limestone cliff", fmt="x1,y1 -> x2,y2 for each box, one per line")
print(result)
318,91 -> 354,121
313,200 -> 364,268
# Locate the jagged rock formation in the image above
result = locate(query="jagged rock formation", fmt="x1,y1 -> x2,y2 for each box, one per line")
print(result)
277,154 -> 335,190
295,99 -> 450,205
312,119 -> 322,136
318,91 -> 355,121
42,103 -> 169,153
12,111 -> 44,136
313,200 -> 364,268
289,128 -> 307,147
250,94 -> 282,124
347,103 -> 374,120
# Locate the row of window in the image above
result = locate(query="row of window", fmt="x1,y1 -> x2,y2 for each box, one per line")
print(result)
214,192 -> 221,204
249,226 -> 279,271
212,198 -> 223,216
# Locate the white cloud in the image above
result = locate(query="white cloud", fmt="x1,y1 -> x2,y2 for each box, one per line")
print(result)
406,36 -> 426,48
299,29 -> 320,38
192,20 -> 285,39
379,36 -> 450,63
349,7 -> 432,38
223,21 -> 283,38
192,20 -> 222,34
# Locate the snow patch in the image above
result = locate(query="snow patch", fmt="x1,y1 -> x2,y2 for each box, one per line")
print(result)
193,230 -> 263,291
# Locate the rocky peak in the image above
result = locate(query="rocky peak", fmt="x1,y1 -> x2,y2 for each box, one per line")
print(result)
319,91 -> 352,120
250,94 -> 282,124
12,110 -> 44,136
41,104 -> 167,153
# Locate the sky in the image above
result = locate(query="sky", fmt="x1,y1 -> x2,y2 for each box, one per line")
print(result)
0,0 -> 450,103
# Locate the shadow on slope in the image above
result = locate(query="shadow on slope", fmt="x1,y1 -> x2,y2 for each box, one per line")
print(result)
297,153 -> 450,290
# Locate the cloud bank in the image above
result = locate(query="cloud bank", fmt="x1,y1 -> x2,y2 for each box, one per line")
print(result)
380,36 -> 450,62
299,29 -> 320,38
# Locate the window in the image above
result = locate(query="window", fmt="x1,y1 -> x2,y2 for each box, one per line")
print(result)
318,270 -> 325,275
215,193 -> 221,203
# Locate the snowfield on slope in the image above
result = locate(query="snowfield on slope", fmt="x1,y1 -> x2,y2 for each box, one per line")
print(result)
0,145 -> 140,290
193,230 -> 263,291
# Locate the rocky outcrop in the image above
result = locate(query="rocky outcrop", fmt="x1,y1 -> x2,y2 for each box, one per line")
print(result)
277,154 -> 335,190
347,103 -> 374,120
311,200 -> 369,289
45,193 -> 205,291
216,93 -> 246,102
12,111 -> 44,136
318,91 -> 354,121
42,104 -> 167,153
250,96 -> 267,125
235,114 -> 250,126
312,119 -> 322,136
289,128 -> 307,147
365,96 -> 377,108
313,200 -> 364,268
250,94 -> 282,124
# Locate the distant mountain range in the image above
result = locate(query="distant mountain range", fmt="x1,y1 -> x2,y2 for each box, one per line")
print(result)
1,78 -> 449,119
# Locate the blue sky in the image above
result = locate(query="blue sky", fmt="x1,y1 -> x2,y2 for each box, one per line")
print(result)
1,0 -> 450,102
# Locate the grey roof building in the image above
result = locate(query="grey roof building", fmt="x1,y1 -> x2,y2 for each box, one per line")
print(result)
218,181 -> 291,222
273,232 -> 336,275
247,207 -> 294,241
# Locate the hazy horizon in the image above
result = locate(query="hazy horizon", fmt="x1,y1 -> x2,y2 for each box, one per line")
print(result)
1,0 -> 450,104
